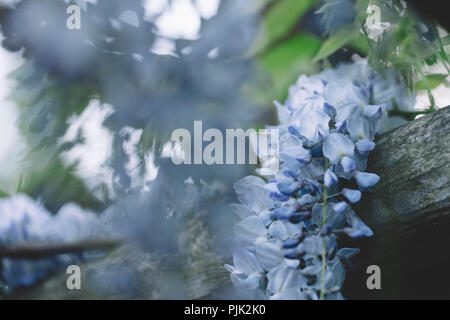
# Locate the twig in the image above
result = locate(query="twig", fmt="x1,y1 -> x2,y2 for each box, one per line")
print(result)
388,107 -> 434,121
0,239 -> 121,260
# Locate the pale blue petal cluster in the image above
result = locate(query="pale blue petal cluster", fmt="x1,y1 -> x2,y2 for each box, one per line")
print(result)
0,194 -> 100,291
227,60 -> 414,299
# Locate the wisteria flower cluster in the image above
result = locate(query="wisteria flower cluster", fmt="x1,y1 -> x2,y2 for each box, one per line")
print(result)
226,59 -> 414,299
0,194 -> 100,292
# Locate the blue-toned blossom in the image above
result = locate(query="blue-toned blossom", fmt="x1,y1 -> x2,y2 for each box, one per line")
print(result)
341,156 -> 356,173
342,210 -> 374,238
324,168 -> 338,188
227,60 -> 414,300
323,133 -> 354,164
271,207 -> 295,220
342,188 -> 362,203
332,201 -> 347,214
0,194 -> 101,291
356,140 -> 376,155
355,172 -> 380,190
277,181 -> 301,196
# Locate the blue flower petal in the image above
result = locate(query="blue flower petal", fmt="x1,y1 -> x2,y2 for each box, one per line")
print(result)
355,172 -> 380,189
342,211 -> 373,238
311,145 -> 323,158
342,188 -> 361,203
288,125 -> 302,138
341,156 -> 356,173
277,181 -> 300,196
332,201 -> 347,213
324,168 -> 338,188
272,207 -> 294,220
289,211 -> 310,224
356,140 -> 375,154
323,133 -> 355,164
364,104 -> 383,118
269,192 -> 290,202
283,169 -> 298,179
282,238 -> 301,249
323,102 -> 336,116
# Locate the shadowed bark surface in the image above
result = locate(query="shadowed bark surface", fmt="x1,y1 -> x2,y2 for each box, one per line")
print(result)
343,105 -> 450,299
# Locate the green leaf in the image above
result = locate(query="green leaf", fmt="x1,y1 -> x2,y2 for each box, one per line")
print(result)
441,35 -> 450,46
261,34 -> 322,73
250,0 -> 315,55
17,173 -> 24,193
348,33 -> 371,56
416,74 -> 448,90
259,33 -> 322,100
424,54 -> 438,66
0,189 -> 9,198
312,26 -> 360,62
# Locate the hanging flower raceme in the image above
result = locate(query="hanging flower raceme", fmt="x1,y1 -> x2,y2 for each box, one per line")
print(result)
226,59 -> 414,300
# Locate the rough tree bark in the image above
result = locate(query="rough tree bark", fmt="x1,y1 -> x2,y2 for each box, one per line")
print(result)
344,105 -> 450,299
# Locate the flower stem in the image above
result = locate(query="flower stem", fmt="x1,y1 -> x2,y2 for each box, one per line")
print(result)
320,159 -> 329,300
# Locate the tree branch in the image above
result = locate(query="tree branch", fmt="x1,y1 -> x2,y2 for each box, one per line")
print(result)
343,105 -> 450,299
0,239 -> 121,260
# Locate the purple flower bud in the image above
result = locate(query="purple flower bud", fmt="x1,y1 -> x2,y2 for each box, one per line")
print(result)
341,227 -> 366,239
342,188 -> 361,203
336,120 -> 347,133
364,104 -> 383,118
356,140 -> 375,155
272,207 -> 294,220
323,102 -> 336,116
306,179 -> 321,193
355,172 -> 380,190
283,169 -> 297,179
327,243 -> 338,260
324,168 -> 338,188
316,126 -> 327,142
277,181 -> 300,196
288,125 -> 302,138
284,252 -> 299,260
296,154 -> 312,164
311,145 -> 323,158
269,192 -> 289,202
320,224 -> 332,236
341,156 -> 356,173
282,238 -> 301,249
289,211 -> 310,224
332,201 -> 347,213
343,212 -> 374,238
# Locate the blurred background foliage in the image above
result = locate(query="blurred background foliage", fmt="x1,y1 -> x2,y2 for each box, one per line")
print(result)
0,0 -> 448,298
0,0 -> 448,211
